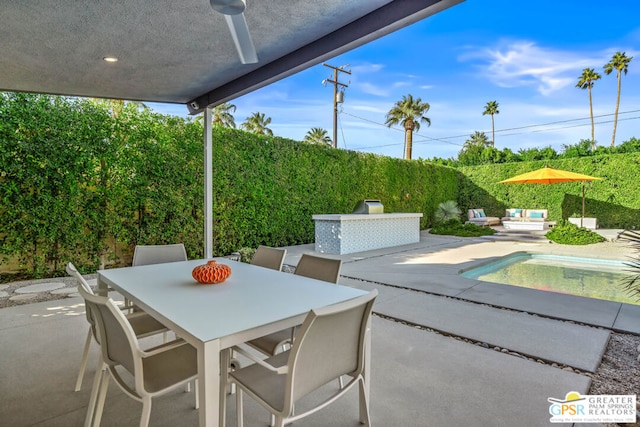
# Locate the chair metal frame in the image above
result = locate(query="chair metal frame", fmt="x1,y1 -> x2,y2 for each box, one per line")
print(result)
227,289 -> 377,427
77,280 -> 199,427
130,243 -> 189,341
246,253 -> 342,357
66,263 -> 168,393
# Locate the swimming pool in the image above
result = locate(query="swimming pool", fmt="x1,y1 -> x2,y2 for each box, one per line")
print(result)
460,253 -> 638,305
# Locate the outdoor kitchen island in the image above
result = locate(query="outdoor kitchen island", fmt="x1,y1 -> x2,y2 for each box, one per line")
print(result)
313,212 -> 423,255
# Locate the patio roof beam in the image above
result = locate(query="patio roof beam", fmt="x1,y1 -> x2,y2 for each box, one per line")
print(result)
187,0 -> 463,114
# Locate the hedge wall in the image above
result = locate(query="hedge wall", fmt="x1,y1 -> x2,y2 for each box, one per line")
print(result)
209,127 -> 459,253
2,93 -> 637,279
458,154 -> 640,228
0,93 -> 459,276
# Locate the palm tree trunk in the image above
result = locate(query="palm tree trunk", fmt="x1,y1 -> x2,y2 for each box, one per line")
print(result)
588,87 -> 595,148
404,121 -> 415,160
491,115 -> 495,146
612,71 -> 622,147
403,132 -> 407,160
406,130 -> 413,160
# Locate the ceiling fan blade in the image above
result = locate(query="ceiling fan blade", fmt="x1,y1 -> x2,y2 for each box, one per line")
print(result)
224,13 -> 258,64
210,0 -> 245,15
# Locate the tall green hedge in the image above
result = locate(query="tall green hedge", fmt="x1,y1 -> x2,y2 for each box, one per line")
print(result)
0,93 -> 459,276
2,93 -> 637,278
0,94 -> 207,275
209,127 -> 459,253
458,155 -> 640,228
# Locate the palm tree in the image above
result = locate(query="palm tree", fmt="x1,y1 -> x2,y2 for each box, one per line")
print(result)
90,98 -> 147,118
303,128 -> 332,145
195,102 -> 237,127
619,229 -> 640,301
241,112 -> 273,135
576,68 -> 602,148
604,51 -> 633,147
463,131 -> 491,150
482,101 -> 499,146
385,94 -> 431,160
212,103 -> 237,127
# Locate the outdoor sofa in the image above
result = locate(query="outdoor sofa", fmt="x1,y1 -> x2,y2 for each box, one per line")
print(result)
501,209 -> 554,230
501,209 -> 548,222
467,209 -> 501,226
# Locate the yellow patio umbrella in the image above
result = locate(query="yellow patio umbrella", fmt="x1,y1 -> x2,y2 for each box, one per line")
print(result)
499,166 -> 603,226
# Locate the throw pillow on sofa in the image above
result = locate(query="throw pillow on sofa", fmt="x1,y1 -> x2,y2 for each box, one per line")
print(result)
508,209 -> 523,218
530,212 -> 543,219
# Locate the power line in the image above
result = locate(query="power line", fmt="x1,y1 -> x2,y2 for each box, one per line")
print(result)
341,111 -> 462,148
340,108 -> 640,151
338,105 -> 348,149
414,111 -> 640,142
524,116 -> 640,134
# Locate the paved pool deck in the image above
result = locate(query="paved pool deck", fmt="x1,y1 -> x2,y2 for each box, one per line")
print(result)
1,229 -> 638,426
282,229 -> 640,336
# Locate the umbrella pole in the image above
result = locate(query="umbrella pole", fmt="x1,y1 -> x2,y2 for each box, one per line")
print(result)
581,181 -> 585,227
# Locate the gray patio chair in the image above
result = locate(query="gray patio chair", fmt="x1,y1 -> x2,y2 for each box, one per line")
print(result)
130,243 -> 188,336
66,262 -> 168,393
249,245 -> 287,271
131,242 -> 207,394
76,277 -> 199,427
246,253 -> 341,356
294,253 -> 342,283
227,289 -> 378,427
132,243 -> 188,267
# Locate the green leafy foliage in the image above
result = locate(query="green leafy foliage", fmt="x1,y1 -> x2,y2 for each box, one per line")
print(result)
0,93 -> 461,277
2,92 -> 637,279
545,220 -> 605,245
618,229 -> 640,301
0,93 -> 112,275
457,155 -> 640,229
433,134 -> 640,167
434,200 -> 461,223
429,219 -> 496,237
209,128 -> 459,253
235,247 -> 257,263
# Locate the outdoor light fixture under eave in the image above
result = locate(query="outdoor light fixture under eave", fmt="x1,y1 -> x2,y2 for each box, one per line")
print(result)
210,0 -> 258,64
103,56 -> 118,63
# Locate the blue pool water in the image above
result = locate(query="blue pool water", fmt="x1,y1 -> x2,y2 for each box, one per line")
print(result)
461,253 -> 637,305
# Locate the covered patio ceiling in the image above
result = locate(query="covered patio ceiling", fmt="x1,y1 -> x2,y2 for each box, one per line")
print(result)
0,0 -> 462,114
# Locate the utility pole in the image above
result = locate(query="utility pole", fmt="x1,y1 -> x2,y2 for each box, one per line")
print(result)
323,63 -> 351,148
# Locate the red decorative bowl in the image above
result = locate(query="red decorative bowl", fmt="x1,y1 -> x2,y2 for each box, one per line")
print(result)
192,260 -> 232,284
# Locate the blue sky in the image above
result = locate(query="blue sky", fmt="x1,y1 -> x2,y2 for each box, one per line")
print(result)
149,0 -> 640,160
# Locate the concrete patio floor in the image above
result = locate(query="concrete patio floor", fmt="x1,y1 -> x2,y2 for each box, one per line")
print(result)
1,230 -> 638,426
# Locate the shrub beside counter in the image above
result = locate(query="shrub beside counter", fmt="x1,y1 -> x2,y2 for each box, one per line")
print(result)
312,213 -> 423,255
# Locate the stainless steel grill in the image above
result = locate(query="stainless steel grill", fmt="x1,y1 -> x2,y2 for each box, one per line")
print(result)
352,199 -> 384,214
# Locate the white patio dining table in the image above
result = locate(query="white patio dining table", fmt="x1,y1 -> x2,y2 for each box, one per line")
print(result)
98,258 -> 369,427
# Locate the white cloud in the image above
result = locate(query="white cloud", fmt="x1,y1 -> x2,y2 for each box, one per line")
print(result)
350,104 -> 388,114
357,82 -> 390,97
460,40 -> 614,96
350,63 -> 385,74
392,81 -> 411,88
